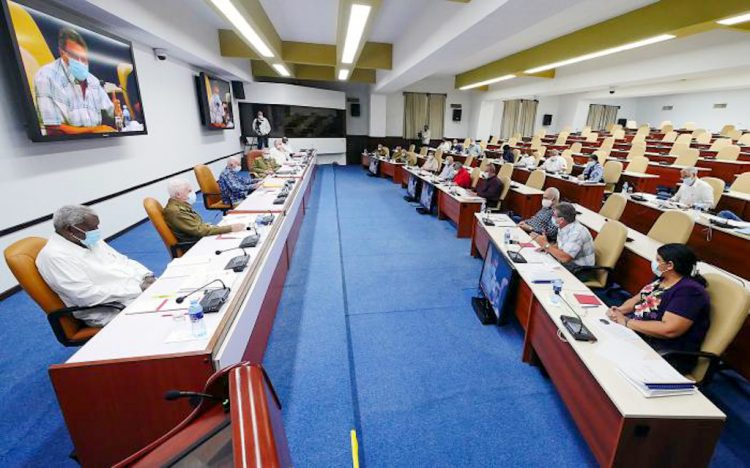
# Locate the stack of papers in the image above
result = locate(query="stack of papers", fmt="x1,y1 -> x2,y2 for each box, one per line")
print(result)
616,359 -> 696,398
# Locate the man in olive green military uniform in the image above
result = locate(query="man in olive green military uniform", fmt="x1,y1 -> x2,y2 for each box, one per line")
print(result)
251,149 -> 279,178
375,144 -> 388,158
391,145 -> 407,163
163,178 -> 244,243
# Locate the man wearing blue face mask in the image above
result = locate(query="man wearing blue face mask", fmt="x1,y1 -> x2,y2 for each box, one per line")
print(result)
36,205 -> 154,327
163,178 -> 245,243
218,156 -> 262,205
34,28 -> 116,136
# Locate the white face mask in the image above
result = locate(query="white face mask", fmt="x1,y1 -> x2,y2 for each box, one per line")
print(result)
542,199 -> 553,208
186,191 -> 197,205
232,165 -> 241,173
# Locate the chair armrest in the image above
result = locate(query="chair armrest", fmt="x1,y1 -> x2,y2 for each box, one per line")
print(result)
171,241 -> 197,257
571,265 -> 613,275
47,302 -> 125,347
658,349 -> 722,385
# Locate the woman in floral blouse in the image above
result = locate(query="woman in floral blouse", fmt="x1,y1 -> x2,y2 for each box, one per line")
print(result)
607,244 -> 711,373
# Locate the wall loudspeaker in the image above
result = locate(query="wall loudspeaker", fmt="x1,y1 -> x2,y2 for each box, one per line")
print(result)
452,109 -> 462,122
351,103 -> 361,117
542,114 -> 552,126
617,118 -> 627,126
231,81 -> 245,100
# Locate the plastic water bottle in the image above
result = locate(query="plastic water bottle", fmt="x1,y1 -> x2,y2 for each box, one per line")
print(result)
188,299 -> 207,338
504,229 -> 511,245
551,279 -> 563,304
621,182 -> 629,194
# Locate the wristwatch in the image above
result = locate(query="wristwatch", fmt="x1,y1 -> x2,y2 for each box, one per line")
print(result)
544,243 -> 551,250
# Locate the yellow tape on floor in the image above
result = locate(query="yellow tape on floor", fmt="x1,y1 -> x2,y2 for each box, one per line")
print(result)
350,429 -> 360,468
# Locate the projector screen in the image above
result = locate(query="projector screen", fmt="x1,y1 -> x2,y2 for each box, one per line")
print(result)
239,102 -> 345,138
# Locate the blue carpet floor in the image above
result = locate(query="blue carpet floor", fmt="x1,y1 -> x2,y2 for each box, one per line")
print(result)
0,165 -> 748,466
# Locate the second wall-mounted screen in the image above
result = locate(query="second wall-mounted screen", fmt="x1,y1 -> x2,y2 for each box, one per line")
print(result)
239,102 -> 345,138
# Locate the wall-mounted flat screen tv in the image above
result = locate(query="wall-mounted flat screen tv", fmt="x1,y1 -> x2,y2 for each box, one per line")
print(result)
196,72 -> 234,130
0,0 -> 147,141
239,102 -> 345,138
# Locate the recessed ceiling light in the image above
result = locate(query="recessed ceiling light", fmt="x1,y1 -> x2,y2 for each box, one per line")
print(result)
211,0 -> 274,58
272,63 -> 290,77
459,74 -> 516,91
524,34 -> 675,74
717,12 -> 750,25
338,69 -> 350,81
341,4 -> 372,65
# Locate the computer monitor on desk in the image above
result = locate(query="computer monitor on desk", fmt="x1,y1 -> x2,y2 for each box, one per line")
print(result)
473,241 -> 518,324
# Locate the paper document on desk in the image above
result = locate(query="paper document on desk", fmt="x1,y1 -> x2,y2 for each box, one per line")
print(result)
125,295 -> 188,315
179,269 -> 239,292
161,256 -> 212,278
594,339 -> 646,363
164,328 -> 209,344
524,263 -> 563,281
616,357 -> 695,398
590,318 -> 641,343
218,214 -> 256,227
521,250 -> 557,265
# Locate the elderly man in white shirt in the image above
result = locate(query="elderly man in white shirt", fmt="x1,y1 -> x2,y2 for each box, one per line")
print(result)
421,153 -> 439,172
672,167 -> 714,209
518,151 -> 537,169
269,138 -> 290,166
36,205 -> 155,327
533,203 -> 595,271
438,139 -> 452,152
540,150 -> 567,173
438,156 -> 456,180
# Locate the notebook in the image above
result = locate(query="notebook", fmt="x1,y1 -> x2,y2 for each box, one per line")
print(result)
573,293 -> 601,307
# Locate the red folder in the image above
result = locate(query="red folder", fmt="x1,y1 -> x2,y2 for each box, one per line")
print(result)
573,293 -> 601,307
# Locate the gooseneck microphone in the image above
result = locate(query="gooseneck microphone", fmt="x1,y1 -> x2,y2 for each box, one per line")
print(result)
215,246 -> 247,256
175,279 -> 228,304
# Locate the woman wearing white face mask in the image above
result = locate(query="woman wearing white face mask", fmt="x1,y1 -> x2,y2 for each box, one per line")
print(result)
519,187 -> 560,239
607,243 -> 711,373
671,167 -> 714,209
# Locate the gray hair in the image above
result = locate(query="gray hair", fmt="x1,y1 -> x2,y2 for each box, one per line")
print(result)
228,156 -> 241,165
681,167 -> 698,177
549,149 -> 559,157
544,187 -> 560,202
167,178 -> 191,198
53,205 -> 96,232
554,202 -> 577,223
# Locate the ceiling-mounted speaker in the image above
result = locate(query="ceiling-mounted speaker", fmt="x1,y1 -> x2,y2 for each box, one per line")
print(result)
452,109 -> 462,122
542,114 -> 552,126
617,118 -> 627,126
231,81 -> 245,100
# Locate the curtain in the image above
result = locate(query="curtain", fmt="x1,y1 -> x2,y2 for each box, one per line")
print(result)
499,99 -> 538,138
403,93 -> 429,139
586,104 -> 619,131
428,94 -> 446,139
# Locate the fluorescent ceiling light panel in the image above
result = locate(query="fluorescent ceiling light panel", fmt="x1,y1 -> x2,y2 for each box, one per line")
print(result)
211,0 -> 274,58
717,12 -> 750,25
524,34 -> 675,74
341,4 -> 372,64
272,63 -> 290,77
338,69 -> 350,81
459,74 -> 516,90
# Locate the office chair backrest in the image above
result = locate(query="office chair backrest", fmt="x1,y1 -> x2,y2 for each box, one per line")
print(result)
536,146 -> 547,158
647,210 -> 695,244
470,167 -> 481,188
708,138 -> 731,151
194,165 -> 224,208
498,162 -> 514,180
683,122 -> 696,131
526,170 -> 546,190
588,220 -> 628,288
144,197 -> 182,258
626,156 -> 649,174
692,273 -> 750,382
600,137 -> 615,150
695,131 -> 711,145
463,155 -> 475,167
719,124 -> 735,136
598,193 -> 627,221
627,144 -> 645,160
612,129 -> 625,140
715,145 -> 740,161
581,126 -> 591,135
419,146 -> 428,156
499,175 -> 511,201
383,146 -> 390,157
739,133 -> 750,146
674,133 -> 692,146
562,152 -> 575,174
407,151 -> 418,166
659,120 -> 672,130
463,138 -> 471,147
4,237 -> 93,343
595,147 -> 611,159
434,149 -> 443,166
408,144 -> 415,153
507,137 -> 518,147
554,132 -> 569,146
662,124 -> 674,134
672,149 -> 699,167
701,177 -> 725,209
530,135 -> 542,148
244,149 -> 264,170
585,132 -> 598,142
569,142 -> 582,154
603,160 -> 623,192
478,158 -> 492,171
662,131 -> 677,143
631,132 -> 646,144
730,172 -> 750,194
512,149 -> 521,163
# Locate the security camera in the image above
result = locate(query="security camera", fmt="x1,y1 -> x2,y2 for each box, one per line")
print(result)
153,48 -> 168,61
609,88 -> 615,95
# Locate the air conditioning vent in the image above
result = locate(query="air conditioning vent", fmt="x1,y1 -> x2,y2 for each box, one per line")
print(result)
662,105 -> 673,111
714,103 -> 727,109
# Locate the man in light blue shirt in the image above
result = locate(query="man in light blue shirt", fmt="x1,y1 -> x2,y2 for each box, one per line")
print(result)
580,154 -> 604,182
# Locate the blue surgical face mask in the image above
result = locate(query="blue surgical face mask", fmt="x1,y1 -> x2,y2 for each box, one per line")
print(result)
551,217 -> 559,227
73,226 -> 101,248
68,58 -> 89,82
682,177 -> 695,186
187,191 -> 197,205
651,259 -> 662,277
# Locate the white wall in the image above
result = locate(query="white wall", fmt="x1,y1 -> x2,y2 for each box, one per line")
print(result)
238,82 -> 346,164
635,88 -> 750,132
0,44 -> 242,292
369,94 -> 387,137
344,83 -> 371,136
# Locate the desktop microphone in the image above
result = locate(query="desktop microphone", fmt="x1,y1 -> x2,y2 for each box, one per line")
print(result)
175,279 -> 228,304
557,292 -> 597,342
215,246 -> 247,256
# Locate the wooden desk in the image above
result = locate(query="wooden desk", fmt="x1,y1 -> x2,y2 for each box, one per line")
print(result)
49,160 -> 316,467
505,183 -> 544,220
544,174 -> 605,211
618,171 -> 661,194
646,163 -> 711,188
361,153 -> 370,168
379,159 -> 404,184
472,222 -> 725,467
715,190 -> 750,220
437,189 -> 484,238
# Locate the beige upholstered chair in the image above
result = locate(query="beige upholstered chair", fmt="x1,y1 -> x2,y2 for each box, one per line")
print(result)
662,124 -> 674,134
659,120 -> 672,130
715,145 -> 740,161
507,137 -> 518,147
464,155 -> 475,167
701,177 -> 725,209
554,132 -> 570,146
463,137 -> 472,147
730,172 -> 750,193
536,146 -> 547,158
478,158 -> 492,171
470,167 -> 481,188
695,131 -> 711,145
578,220 -> 628,289
727,129 -> 742,141
708,138 -> 731,151
662,131 -> 677,143
569,142 -> 582,154
626,157 -> 649,174
719,124 -> 735,136
419,146 -> 428,156
498,162 -> 514,180
683,122 -> 697,131
407,152 -> 418,166
674,133 -> 692,146
526,170 -> 546,190
672,150 -> 699,167
599,193 -> 627,220
585,132 -> 599,143
626,144 -> 646,160
603,160 -> 623,193
434,149 -> 443,167
612,129 -> 626,140
561,151 -> 575,174
647,211 -> 694,244
600,137 -> 615,150
680,273 -> 750,385
738,133 -> 750,146
408,144 -> 415,153
491,175 -> 512,211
